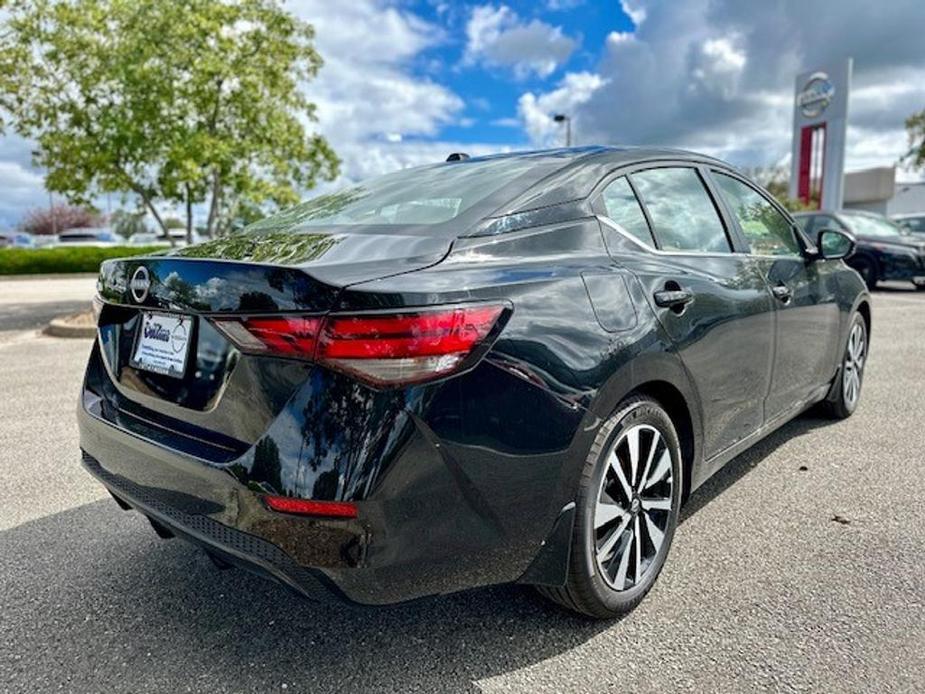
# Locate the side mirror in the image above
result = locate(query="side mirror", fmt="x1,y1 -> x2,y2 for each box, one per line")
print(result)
816,228 -> 855,260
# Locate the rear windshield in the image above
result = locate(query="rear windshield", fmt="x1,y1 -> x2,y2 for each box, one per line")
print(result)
248,158 -> 550,233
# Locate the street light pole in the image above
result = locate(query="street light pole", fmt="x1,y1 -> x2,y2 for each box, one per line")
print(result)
553,113 -> 571,147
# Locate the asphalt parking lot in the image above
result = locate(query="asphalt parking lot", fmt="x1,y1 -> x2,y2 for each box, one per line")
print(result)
1,279 -> 924,693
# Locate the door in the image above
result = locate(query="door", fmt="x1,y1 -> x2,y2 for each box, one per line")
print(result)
597,167 -> 776,460
709,171 -> 842,420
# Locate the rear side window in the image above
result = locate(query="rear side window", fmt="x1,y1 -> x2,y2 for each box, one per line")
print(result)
630,168 -> 731,253
600,177 -> 655,247
713,173 -> 800,256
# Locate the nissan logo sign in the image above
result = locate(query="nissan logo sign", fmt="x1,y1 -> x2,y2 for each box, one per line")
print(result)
798,72 -> 835,118
129,266 -> 151,303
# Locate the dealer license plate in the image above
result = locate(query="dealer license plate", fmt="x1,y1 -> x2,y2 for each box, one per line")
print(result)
130,311 -> 193,378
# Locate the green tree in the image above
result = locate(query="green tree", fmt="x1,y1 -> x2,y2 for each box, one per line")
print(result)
0,0 -> 339,245
110,208 -> 149,240
904,110 -> 925,170
747,165 -> 812,212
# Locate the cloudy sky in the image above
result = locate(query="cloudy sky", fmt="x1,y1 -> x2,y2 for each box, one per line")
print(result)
2,0 -> 924,228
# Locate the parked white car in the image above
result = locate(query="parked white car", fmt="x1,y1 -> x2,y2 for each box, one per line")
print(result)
55,228 -> 119,247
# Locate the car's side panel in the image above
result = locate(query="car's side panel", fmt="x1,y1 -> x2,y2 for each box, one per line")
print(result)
703,173 -> 843,420
616,248 -> 775,459
753,256 -> 843,418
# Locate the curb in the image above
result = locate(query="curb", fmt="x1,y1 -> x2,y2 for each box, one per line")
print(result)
0,273 -> 100,281
45,316 -> 96,339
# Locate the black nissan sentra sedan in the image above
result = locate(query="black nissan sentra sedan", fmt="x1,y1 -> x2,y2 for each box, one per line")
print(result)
79,147 -> 870,618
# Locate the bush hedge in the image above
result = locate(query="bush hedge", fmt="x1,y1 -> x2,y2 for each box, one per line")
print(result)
0,246 -> 163,276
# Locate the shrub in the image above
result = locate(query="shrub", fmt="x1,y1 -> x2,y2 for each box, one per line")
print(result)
0,246 -> 163,276
20,205 -> 103,236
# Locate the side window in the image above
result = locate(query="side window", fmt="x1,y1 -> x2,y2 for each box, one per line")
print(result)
713,173 -> 801,256
795,215 -> 816,235
819,215 -> 846,232
630,168 -> 731,253
600,177 -> 655,247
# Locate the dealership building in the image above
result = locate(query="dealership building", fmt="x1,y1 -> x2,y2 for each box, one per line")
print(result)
842,166 -> 925,216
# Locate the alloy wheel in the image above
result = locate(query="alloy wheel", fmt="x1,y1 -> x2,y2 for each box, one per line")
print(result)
843,320 -> 866,408
594,424 -> 673,591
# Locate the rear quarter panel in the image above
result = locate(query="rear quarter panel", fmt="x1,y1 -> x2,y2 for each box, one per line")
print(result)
312,219 -> 699,597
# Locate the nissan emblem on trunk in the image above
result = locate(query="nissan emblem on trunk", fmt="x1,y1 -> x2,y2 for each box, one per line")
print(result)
129,266 -> 151,303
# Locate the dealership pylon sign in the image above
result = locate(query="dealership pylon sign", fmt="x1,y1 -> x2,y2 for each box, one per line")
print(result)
788,59 -> 852,210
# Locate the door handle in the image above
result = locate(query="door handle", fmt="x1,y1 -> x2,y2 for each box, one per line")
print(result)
771,284 -> 792,303
653,288 -> 694,309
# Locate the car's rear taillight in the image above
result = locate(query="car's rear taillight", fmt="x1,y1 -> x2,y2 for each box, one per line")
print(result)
213,305 -> 506,386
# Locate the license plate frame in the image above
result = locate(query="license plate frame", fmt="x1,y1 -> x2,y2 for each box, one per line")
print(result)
129,311 -> 193,379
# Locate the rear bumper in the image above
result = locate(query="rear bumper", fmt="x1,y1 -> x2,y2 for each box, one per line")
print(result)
78,392 -> 375,603
80,451 -> 345,604
78,382 -> 581,606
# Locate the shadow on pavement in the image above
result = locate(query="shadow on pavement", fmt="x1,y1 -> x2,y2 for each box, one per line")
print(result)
1,501 -> 607,693
680,413 -> 840,522
870,281 -> 925,294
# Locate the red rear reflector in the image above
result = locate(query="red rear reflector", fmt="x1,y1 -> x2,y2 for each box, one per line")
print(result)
264,495 -> 358,518
213,304 -> 505,386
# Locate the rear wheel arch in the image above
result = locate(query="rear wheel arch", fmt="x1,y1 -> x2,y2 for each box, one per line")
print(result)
629,381 -> 696,504
856,300 -> 871,336
583,351 -> 703,505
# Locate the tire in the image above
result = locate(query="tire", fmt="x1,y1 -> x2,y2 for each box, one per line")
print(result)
914,280 -> 925,291
820,312 -> 868,419
852,257 -> 878,290
537,395 -> 682,619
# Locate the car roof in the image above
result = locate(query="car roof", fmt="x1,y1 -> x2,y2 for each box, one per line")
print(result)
58,227 -> 112,235
463,144 -> 729,169
793,209 -> 884,218
463,145 -> 733,214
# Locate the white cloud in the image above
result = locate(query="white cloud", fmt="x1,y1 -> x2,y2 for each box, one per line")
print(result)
284,0 -> 527,195
0,162 -> 46,224
690,36 -> 746,99
521,0 -> 925,176
491,117 -> 522,127
620,0 -> 647,26
517,72 -> 607,146
464,5 -> 577,79
546,0 -> 585,10
290,0 -> 462,148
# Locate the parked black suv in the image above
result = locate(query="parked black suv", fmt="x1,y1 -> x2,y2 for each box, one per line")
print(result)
795,209 -> 925,290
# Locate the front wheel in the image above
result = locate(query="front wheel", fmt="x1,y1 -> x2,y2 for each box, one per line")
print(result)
820,313 -> 868,419
537,396 -> 682,618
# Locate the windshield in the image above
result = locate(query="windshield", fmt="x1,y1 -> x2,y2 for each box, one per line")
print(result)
248,158 -> 548,232
842,213 -> 906,239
